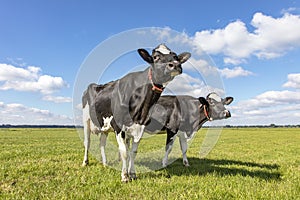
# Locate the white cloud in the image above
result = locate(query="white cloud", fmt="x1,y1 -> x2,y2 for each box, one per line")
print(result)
164,73 -> 225,97
219,66 -> 254,79
227,89 -> 300,125
227,103 -> 300,125
256,90 -> 300,106
281,7 -> 297,14
185,57 -> 219,75
150,27 -> 191,46
283,73 -> 300,89
42,95 -> 72,103
0,102 -> 73,125
193,20 -> 255,58
234,90 -> 300,110
223,57 -> 247,65
229,73 -> 300,125
192,12 -> 300,63
149,13 -> 300,65
0,64 -> 40,81
0,63 -> 70,102
184,58 -> 253,79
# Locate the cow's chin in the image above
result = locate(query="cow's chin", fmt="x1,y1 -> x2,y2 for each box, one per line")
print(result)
170,71 -> 181,77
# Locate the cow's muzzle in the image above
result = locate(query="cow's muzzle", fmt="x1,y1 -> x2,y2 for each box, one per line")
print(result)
168,63 -> 182,77
224,110 -> 231,118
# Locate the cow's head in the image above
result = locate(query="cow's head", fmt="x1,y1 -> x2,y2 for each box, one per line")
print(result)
138,44 -> 191,87
199,93 -> 233,121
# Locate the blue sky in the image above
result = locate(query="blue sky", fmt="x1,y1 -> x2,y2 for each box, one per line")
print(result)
1,0 -> 300,125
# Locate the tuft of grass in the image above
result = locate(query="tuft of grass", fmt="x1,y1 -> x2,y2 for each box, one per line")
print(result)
0,128 -> 299,199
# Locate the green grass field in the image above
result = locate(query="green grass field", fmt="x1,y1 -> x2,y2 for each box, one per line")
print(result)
0,128 -> 299,199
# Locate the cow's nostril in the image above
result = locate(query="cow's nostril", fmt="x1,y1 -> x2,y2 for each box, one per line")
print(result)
168,63 -> 174,68
225,111 -> 231,118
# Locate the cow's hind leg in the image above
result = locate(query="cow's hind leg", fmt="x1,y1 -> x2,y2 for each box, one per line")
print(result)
178,132 -> 189,167
82,119 -> 91,166
100,132 -> 108,166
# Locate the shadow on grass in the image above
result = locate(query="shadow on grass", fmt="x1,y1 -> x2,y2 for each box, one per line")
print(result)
140,158 -> 281,181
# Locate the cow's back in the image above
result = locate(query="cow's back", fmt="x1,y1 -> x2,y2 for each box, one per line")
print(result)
146,95 -> 202,137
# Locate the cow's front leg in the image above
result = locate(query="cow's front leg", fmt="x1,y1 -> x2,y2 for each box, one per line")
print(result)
128,140 -> 139,180
116,131 -> 130,182
128,124 -> 144,180
100,132 -> 108,166
178,132 -> 189,167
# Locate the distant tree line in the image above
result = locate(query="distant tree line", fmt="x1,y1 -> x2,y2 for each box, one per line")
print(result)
1,124 -> 299,129
208,124 -> 300,128
0,124 -> 83,128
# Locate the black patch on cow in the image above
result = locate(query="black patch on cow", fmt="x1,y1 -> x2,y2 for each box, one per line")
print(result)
121,131 -> 126,139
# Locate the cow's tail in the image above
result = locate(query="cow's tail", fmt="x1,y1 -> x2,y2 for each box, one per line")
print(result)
82,83 -> 104,108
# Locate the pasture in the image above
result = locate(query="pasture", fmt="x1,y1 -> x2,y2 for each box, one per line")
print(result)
0,128 -> 299,199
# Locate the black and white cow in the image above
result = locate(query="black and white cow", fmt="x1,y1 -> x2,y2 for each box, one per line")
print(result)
82,44 -> 191,182
96,93 -> 233,168
146,93 -> 233,167
82,81 -> 116,166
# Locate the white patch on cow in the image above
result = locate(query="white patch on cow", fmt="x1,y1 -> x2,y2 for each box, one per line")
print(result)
178,130 -> 196,141
125,123 -> 145,143
209,93 -> 222,102
116,132 -> 127,152
155,44 -> 171,54
101,116 -> 113,132
82,102 -> 90,123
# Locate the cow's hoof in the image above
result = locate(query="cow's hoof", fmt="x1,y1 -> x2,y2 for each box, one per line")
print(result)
82,161 -> 88,167
162,160 -> 168,168
121,173 -> 130,183
183,160 -> 190,167
129,173 -> 137,180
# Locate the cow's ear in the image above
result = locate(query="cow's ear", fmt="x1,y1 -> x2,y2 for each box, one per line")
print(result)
178,52 -> 191,64
223,97 -> 234,105
198,97 -> 209,107
138,49 -> 153,64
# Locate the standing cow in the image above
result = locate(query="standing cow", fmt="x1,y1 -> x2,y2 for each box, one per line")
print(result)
82,44 -> 191,182
96,92 -> 233,169
146,93 -> 233,167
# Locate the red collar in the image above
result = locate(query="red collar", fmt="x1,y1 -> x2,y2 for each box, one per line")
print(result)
203,105 -> 212,121
148,68 -> 164,93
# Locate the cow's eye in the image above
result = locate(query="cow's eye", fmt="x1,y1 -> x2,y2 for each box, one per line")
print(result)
209,99 -> 216,105
153,55 -> 160,61
173,55 -> 178,60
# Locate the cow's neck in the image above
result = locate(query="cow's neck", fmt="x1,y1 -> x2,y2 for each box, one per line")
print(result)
148,68 -> 164,93
139,85 -> 162,124
129,68 -> 164,125
198,105 -> 210,127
